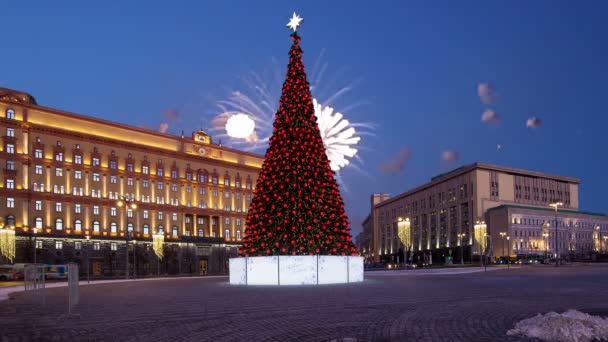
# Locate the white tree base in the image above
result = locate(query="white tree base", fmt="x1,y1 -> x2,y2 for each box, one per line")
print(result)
229,255 -> 364,285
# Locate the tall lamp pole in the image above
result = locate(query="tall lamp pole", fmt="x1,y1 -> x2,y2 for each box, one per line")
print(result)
86,234 -> 90,283
117,196 -> 137,280
499,232 -> 506,264
506,236 -> 510,269
457,232 -> 466,265
550,202 -> 563,267
32,228 -> 38,264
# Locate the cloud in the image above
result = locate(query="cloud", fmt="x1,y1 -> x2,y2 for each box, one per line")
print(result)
481,109 -> 500,123
478,82 -> 496,104
378,147 -> 412,173
164,108 -> 180,122
441,150 -> 459,164
159,122 -> 169,133
526,117 -> 542,129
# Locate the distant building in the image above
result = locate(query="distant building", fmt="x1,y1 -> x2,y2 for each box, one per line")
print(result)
362,162 -> 608,264
0,87 -> 263,276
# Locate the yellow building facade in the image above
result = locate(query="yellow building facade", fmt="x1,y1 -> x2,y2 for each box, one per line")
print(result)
0,87 -> 263,275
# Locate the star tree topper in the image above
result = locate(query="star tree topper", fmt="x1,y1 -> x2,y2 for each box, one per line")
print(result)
287,12 -> 303,32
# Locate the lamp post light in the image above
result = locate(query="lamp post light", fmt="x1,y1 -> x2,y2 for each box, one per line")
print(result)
32,228 -> 38,265
132,239 -> 137,279
542,232 -> 549,260
117,196 -> 137,280
457,232 -> 466,265
603,235 -> 608,254
549,202 -> 563,267
499,232 -> 507,264
85,234 -> 90,283
506,236 -> 510,269
594,225 -> 600,253
474,220 -> 487,268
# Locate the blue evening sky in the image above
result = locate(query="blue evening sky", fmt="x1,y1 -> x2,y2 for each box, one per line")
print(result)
3,1 -> 607,235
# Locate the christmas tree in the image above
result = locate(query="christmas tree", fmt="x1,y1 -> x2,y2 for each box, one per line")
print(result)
240,14 -> 357,257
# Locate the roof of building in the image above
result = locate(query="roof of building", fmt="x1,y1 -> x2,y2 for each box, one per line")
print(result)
375,162 -> 580,208
0,87 -> 37,105
487,204 -> 607,218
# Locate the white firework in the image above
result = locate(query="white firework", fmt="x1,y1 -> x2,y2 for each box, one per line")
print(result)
211,51 -> 374,173
313,99 -> 360,171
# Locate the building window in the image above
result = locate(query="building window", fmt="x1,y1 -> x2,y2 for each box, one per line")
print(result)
157,168 -> 164,177
198,229 -> 204,236
55,202 -> 62,212
5,179 -> 14,189
35,201 -> 42,211
127,222 -> 134,232
212,176 -> 218,185
110,175 -> 117,184
75,241 -> 82,250
109,161 -> 117,170
6,127 -> 15,137
236,218 -> 241,226
74,155 -> 82,164
93,173 -> 100,182
111,243 -> 117,251
6,144 -> 15,154
172,183 -> 177,191
213,189 -> 218,197
171,170 -> 178,179
36,240 -> 43,249
126,163 -> 134,172
55,168 -> 63,177
35,217 -> 43,229
143,179 -> 149,188
236,230 -> 241,239
6,197 -> 15,208
142,165 -> 149,174
92,157 -> 100,167
224,178 -> 230,186
225,191 -> 230,198
127,208 -> 133,218
93,242 -> 100,250
35,164 -> 43,174
225,229 -> 230,239
172,213 -> 178,221
172,226 -> 178,236
143,224 -> 149,234
158,212 -> 163,220
55,241 -> 63,250
110,207 -> 117,216
110,222 -> 117,233
55,219 -> 63,230
127,177 -> 134,186
225,217 -> 230,225
236,181 -> 241,188
143,210 -> 149,219
199,187 -> 206,195
74,170 -> 82,179
74,219 -> 82,231
55,152 -> 63,162
246,194 -> 251,201
6,109 -> 15,119
158,182 -> 164,190
158,225 -> 164,233
93,206 -> 99,215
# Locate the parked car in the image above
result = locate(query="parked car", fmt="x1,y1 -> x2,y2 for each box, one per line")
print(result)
0,265 -> 15,281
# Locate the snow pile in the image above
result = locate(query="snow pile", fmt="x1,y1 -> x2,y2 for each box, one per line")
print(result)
507,310 -> 608,342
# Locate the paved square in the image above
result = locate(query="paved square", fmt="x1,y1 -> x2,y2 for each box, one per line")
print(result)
1,266 -> 607,342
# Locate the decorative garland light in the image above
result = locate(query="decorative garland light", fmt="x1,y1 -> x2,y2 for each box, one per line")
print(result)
152,231 -> 164,260
0,227 -> 16,262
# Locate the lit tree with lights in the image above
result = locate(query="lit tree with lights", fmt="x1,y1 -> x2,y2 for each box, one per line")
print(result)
240,13 -> 357,257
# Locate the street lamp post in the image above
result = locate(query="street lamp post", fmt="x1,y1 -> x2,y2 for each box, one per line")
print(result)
550,202 -> 563,267
457,232 -> 466,265
32,228 -> 38,264
85,234 -> 90,283
499,232 -> 506,264
132,239 -> 137,279
542,232 -> 549,259
117,196 -> 137,280
506,236 -> 510,269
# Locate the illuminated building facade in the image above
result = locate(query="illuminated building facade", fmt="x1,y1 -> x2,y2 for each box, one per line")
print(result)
362,163 -> 608,264
0,87 -> 263,276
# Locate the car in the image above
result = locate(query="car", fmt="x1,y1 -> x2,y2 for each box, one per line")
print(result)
0,265 -> 15,281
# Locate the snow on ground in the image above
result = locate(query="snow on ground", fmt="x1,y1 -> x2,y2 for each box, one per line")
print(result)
507,309 -> 608,342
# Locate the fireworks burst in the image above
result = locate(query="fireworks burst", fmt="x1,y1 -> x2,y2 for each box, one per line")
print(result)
211,51 -> 374,174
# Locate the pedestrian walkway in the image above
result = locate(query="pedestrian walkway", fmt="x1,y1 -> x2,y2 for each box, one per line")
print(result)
368,266 -> 520,276
0,275 -> 227,302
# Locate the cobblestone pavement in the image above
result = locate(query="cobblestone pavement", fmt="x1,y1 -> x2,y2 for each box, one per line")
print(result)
1,265 -> 607,342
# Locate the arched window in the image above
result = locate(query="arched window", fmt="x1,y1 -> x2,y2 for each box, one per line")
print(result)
172,225 -> 178,236
127,222 -> 134,232
143,224 -> 149,234
55,218 -> 63,230
6,109 -> 15,119
6,215 -> 15,226
35,217 -> 43,229
93,220 -> 100,232
158,225 -> 164,233
110,222 -> 117,233
74,219 -> 82,231
225,229 -> 230,239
